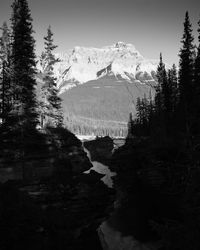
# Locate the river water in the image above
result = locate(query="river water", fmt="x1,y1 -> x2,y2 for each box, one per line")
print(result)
83,141 -> 157,250
83,147 -> 116,188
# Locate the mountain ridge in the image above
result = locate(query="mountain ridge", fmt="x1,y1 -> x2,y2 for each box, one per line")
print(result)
39,41 -> 159,93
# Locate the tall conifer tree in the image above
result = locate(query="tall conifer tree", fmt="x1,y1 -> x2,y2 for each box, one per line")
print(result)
178,11 -> 195,133
0,22 -> 12,123
40,26 -> 63,128
195,19 -> 200,90
155,53 -> 166,114
194,18 -> 200,133
168,64 -> 178,113
10,0 -> 38,131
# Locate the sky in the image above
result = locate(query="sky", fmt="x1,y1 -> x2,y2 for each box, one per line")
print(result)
0,0 -> 200,65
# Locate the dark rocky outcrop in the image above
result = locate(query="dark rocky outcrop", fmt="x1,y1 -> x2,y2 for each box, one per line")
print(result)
0,127 -> 91,183
0,131 -> 115,250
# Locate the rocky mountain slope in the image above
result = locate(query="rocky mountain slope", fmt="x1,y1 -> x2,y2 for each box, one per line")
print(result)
39,41 -> 158,92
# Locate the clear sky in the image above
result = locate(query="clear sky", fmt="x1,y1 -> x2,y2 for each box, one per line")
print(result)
0,0 -> 199,65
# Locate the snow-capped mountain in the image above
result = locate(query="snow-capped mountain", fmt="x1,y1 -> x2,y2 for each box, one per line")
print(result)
39,42 -> 159,94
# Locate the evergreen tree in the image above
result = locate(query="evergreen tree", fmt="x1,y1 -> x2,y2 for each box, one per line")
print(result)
147,89 -> 154,129
136,97 -> 142,124
156,53 -> 172,116
162,69 -> 171,115
168,64 -> 178,113
141,94 -> 149,126
40,26 -> 63,128
178,11 -> 195,133
127,112 -> 133,137
0,22 -> 12,124
195,18 -> 200,91
0,0 -> 41,160
193,18 -> 200,133
155,53 -> 165,114
152,53 -> 168,139
134,95 -> 152,136
10,0 -> 39,131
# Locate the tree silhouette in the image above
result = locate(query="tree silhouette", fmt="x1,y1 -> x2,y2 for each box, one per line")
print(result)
40,26 -> 63,128
0,22 -> 11,124
168,64 -> 178,113
10,0 -> 39,131
178,11 -> 195,134
193,18 -> 200,133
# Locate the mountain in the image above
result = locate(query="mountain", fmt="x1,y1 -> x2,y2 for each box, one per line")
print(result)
38,42 -> 159,136
48,41 -> 158,93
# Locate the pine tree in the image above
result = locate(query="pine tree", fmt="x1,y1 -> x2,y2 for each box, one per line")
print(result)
0,0 -> 41,160
194,18 -> 200,133
156,54 -> 175,131
136,97 -> 142,124
147,89 -> 154,126
155,53 -> 166,114
134,95 -> 152,136
178,11 -> 195,133
168,64 -> 178,113
10,0 -> 39,131
127,112 -> 133,137
40,26 -> 63,128
141,94 -> 149,125
163,70 -> 171,115
195,18 -> 200,91
0,22 -> 12,124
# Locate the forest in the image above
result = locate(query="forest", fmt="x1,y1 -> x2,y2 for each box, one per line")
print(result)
120,11 -> 200,250
129,12 -> 200,141
0,0 -> 64,163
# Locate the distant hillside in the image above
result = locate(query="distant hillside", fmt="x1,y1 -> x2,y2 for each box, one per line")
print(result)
60,75 -> 156,136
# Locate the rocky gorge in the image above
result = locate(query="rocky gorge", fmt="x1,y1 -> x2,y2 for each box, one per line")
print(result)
0,131 -> 115,250
0,133 -> 182,250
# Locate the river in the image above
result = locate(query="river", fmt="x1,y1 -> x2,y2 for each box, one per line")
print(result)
82,138 -> 158,250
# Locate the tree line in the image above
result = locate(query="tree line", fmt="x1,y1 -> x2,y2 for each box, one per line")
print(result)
0,0 -> 63,159
128,11 -> 200,147
67,121 -> 127,138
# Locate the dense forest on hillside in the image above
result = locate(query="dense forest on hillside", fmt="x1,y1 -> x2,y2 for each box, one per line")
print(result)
65,114 -> 127,137
60,77 -> 155,136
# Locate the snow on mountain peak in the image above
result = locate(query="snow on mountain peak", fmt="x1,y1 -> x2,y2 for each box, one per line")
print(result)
115,41 -> 128,47
39,43 -> 159,93
112,41 -> 136,50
